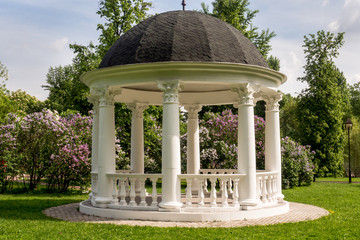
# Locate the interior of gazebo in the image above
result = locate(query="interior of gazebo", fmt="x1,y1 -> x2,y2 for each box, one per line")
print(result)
79,10 -> 288,222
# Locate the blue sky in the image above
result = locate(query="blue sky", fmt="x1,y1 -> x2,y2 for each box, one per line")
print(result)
1,0 -> 360,100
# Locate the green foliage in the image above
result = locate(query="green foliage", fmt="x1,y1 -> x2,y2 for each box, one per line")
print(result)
96,0 -> 151,58
43,65 -> 92,115
345,117 -> 360,177
267,55 -> 280,71
281,137 -> 315,189
0,60 -> 8,88
9,90 -> 44,115
297,30 -> 349,176
201,0 -> 280,70
43,0 -> 151,115
279,94 -> 300,139
349,82 -> 360,118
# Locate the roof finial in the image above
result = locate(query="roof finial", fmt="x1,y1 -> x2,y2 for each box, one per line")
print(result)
182,0 -> 186,11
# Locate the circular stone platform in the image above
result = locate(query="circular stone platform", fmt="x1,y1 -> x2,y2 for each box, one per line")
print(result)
43,201 -> 329,228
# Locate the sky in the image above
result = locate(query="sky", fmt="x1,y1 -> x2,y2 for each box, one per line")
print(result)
1,0 -> 360,100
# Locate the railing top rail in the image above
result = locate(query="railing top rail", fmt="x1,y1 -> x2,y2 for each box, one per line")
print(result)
107,173 -> 163,178
199,169 -> 237,172
179,174 -> 246,179
116,169 -> 134,173
256,171 -> 279,176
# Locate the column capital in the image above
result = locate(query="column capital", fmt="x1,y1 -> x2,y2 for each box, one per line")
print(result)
90,87 -> 121,106
184,105 -> 202,119
126,103 -> 148,118
263,92 -> 282,111
232,84 -> 259,106
87,96 -> 100,114
157,81 -> 181,103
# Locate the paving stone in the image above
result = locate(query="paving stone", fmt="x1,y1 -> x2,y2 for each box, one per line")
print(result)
43,202 -> 329,228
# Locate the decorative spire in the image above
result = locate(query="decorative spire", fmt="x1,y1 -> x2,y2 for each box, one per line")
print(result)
182,0 -> 186,11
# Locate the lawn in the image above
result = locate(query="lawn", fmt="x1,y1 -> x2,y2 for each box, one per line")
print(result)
0,182 -> 359,240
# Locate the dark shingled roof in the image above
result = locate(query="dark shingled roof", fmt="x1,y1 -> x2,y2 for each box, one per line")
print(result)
99,11 -> 269,69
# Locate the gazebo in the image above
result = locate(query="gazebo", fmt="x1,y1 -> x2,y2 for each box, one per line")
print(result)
79,10 -> 288,222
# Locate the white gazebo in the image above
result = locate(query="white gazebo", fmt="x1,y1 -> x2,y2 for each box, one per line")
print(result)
79,10 -> 288,222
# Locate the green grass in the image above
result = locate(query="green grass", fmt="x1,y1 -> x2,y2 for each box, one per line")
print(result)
1,182 -> 360,239
317,177 -> 360,182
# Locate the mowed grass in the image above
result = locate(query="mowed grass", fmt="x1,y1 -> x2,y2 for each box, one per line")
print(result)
0,182 -> 359,240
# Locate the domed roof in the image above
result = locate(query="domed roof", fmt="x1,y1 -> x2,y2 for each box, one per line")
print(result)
99,10 -> 269,69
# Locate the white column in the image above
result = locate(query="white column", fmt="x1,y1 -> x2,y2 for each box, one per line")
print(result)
184,105 -> 202,175
234,84 -> 260,209
184,105 -> 202,193
95,90 -> 116,207
127,103 -> 147,192
88,96 -> 99,204
158,81 -> 183,210
127,103 -> 147,173
264,92 -> 284,202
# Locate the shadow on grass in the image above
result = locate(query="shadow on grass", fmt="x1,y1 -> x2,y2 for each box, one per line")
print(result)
0,197 -> 83,221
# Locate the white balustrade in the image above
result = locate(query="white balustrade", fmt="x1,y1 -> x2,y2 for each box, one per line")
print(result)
101,171 -> 280,211
179,174 -> 245,209
256,171 -> 279,206
199,169 -> 237,194
107,173 -> 162,210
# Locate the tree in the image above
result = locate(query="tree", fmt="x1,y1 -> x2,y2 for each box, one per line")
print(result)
201,0 -> 280,70
296,30 -> 349,176
0,61 -> 8,88
279,94 -> 300,139
43,0 -> 151,114
349,82 -> 360,118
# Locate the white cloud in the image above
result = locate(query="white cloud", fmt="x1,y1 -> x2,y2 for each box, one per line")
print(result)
328,0 -> 360,33
322,0 -> 329,7
50,37 -> 69,51
327,20 -> 340,32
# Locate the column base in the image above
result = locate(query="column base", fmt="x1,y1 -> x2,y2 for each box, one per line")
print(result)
95,197 -> 112,208
240,198 -> 261,210
159,201 -> 183,211
277,193 -> 285,203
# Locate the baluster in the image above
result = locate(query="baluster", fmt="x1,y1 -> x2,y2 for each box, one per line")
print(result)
256,176 -> 261,201
210,177 -> 217,207
139,177 -> 147,206
186,178 -> 193,207
129,178 -> 137,206
203,178 -> 209,193
150,177 -> 158,207
221,178 -> 229,207
198,179 -> 205,207
228,177 -> 233,194
272,175 -> 277,202
232,178 -> 240,207
267,176 -> 273,203
125,178 -> 130,195
119,178 -> 127,206
261,176 -> 268,203
111,177 -> 119,205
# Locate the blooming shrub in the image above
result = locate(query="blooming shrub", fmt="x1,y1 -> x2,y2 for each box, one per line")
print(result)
281,137 -> 315,189
47,113 -> 93,192
198,110 -> 265,169
182,109 -> 315,189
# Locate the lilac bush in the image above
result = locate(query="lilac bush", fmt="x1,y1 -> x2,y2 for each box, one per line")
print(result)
47,113 -> 92,192
281,137 -> 315,189
0,110 -> 94,191
185,109 -> 315,189
198,110 -> 265,169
